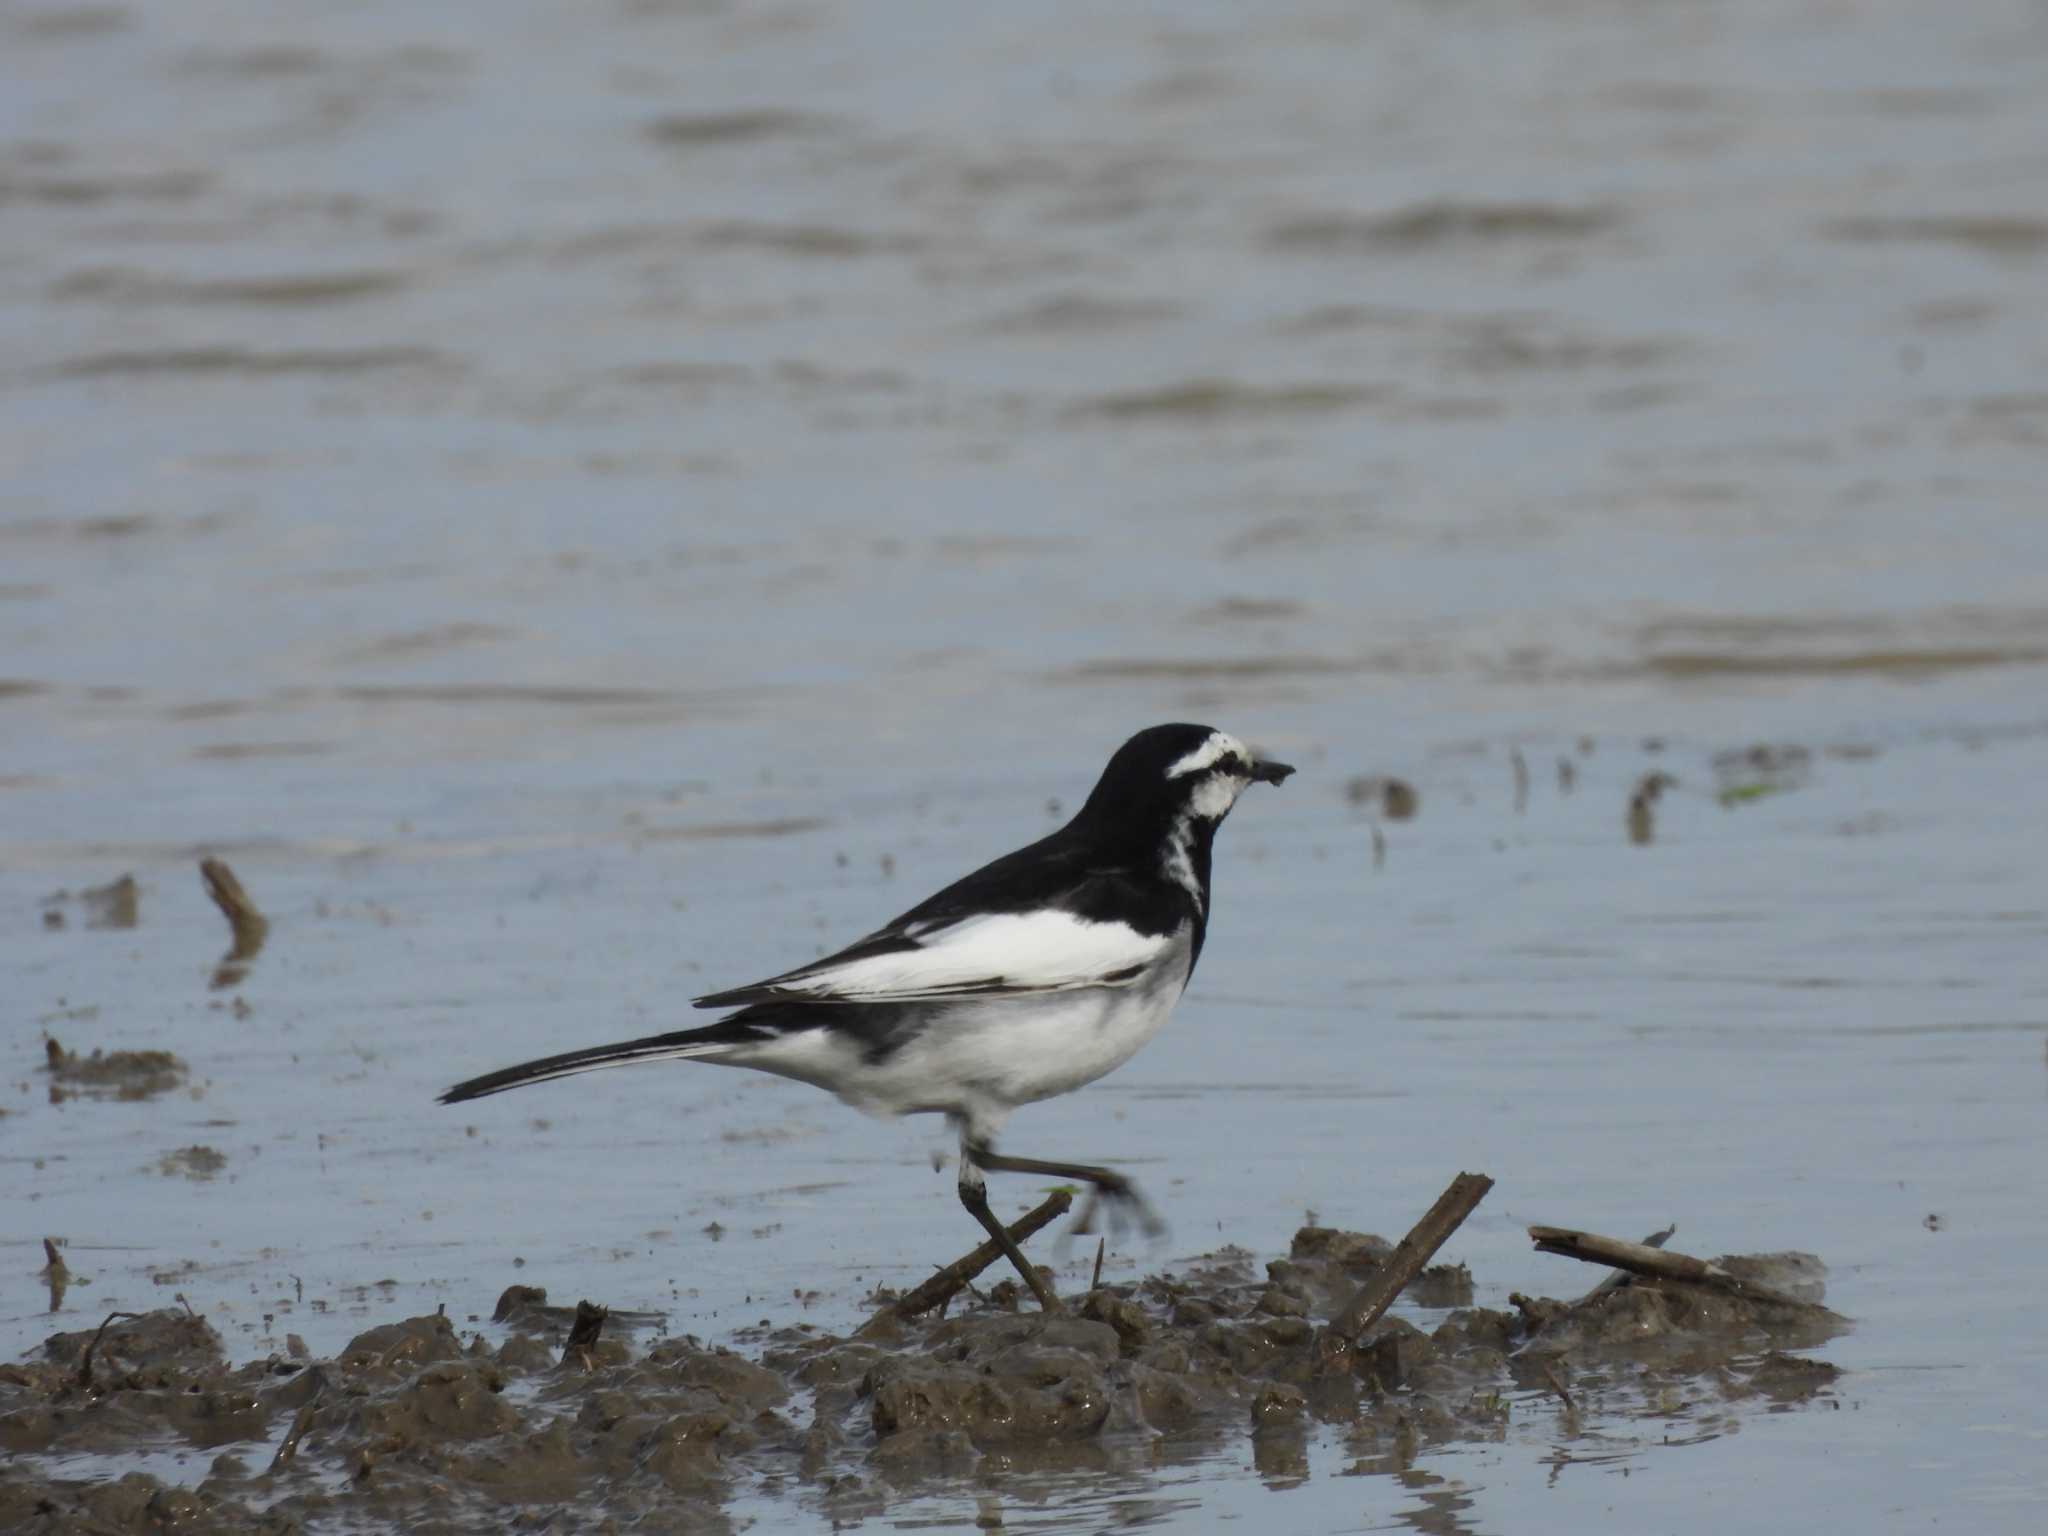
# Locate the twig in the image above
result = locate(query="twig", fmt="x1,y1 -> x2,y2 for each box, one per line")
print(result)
1528,1225 -> 1839,1316
1542,1361 -> 1576,1413
268,1369 -> 326,1472
1328,1172 -> 1493,1346
77,1311 -> 148,1389
200,857 -> 269,987
43,1238 -> 71,1312
862,1191 -> 1072,1333
270,1401 -> 319,1471
1090,1237 -> 1106,1293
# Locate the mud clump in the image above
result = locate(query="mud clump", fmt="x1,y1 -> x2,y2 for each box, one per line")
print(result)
40,875 -> 140,931
0,1231 -> 1846,1530
42,1038 -> 188,1103
1346,775 -> 1419,820
156,1145 -> 227,1179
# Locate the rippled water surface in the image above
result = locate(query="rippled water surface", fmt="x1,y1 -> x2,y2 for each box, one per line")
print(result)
5,0 -> 2047,1529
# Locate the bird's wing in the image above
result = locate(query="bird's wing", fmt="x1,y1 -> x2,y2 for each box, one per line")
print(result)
694,859 -> 1183,1009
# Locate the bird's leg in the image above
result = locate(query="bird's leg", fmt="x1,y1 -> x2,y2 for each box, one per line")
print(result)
965,1141 -> 1166,1241
955,1146 -> 1063,1314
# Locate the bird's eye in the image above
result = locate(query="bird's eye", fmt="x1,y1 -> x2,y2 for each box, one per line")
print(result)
1219,755 -> 1248,776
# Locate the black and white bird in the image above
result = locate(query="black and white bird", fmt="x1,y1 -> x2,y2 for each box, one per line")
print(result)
441,723 -> 1293,1312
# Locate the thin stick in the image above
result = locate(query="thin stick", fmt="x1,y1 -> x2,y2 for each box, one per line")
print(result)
77,1311 -> 148,1388
270,1401 -> 319,1471
863,1191 -> 1072,1333
200,858 -> 269,954
1329,1171 -> 1493,1344
1528,1225 -> 1836,1315
1090,1237 -> 1106,1293
268,1370 -> 327,1473
200,857 -> 269,986
1542,1361 -> 1576,1413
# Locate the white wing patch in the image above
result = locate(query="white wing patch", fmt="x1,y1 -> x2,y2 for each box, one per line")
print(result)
744,909 -> 1174,1004
1167,730 -> 1247,779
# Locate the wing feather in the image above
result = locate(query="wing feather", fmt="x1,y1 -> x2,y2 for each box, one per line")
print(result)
694,907 -> 1172,1008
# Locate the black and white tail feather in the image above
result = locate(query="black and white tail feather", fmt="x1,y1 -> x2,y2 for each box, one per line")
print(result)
438,1016 -> 772,1103
439,723 -> 1293,1314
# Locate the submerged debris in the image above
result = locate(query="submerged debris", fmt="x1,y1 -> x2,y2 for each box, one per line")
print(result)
1346,775 -> 1419,821
39,1240 -> 71,1314
156,1145 -> 228,1180
39,875 -> 140,931
1712,742 -> 1812,807
1627,771 -> 1678,845
200,857 -> 269,989
42,1038 -> 188,1103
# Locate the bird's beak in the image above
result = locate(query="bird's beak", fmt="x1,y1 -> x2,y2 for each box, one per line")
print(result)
1250,758 -> 1295,785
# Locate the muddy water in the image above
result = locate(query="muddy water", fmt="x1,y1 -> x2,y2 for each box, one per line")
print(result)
5,0 -> 2048,1528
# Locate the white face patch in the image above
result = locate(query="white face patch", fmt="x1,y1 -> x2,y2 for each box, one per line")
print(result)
1160,745 -> 1254,907
1166,730 -> 1248,780
1186,770 -> 1247,821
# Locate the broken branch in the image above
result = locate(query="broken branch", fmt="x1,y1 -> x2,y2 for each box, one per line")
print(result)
863,1190 -> 1072,1333
200,857 -> 269,988
77,1311 -> 148,1389
1328,1171 -> 1493,1345
562,1301 -> 607,1367
1529,1225 -> 1839,1316
1581,1223 -> 1674,1301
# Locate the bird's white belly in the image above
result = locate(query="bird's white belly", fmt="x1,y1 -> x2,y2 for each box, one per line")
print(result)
893,976 -> 1183,1111
732,950 -> 1189,1134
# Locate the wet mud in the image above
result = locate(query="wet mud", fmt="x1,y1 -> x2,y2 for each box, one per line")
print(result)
0,1227 -> 1842,1533
41,1040 -> 188,1104
40,876 -> 139,932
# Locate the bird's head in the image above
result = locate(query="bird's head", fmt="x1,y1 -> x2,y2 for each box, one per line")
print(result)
1076,723 -> 1294,842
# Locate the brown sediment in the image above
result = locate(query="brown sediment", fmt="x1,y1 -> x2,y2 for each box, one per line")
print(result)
1822,214 -> 2048,257
1347,776 -> 1419,821
1641,646 -> 2048,678
156,1145 -> 228,1180
43,346 -> 449,379
42,1038 -> 188,1102
632,817 -> 829,843
1627,772 -> 1677,846
1066,380 -> 1385,422
1062,654 -> 1355,682
646,110 -> 835,147
39,874 -> 142,930
51,267 -> 408,306
1713,742 -> 1813,807
1268,201 -> 1621,252
0,1216 -> 1846,1530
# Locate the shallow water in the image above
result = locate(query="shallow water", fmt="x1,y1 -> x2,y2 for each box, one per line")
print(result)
5,0 -> 2048,1529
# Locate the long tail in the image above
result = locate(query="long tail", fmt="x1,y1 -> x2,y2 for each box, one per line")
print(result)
438,1017 -> 767,1104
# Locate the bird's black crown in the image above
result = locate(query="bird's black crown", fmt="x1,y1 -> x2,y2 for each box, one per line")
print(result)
1072,723 -> 1291,846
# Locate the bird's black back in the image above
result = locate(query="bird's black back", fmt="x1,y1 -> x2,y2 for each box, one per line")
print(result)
694,724 -> 1234,1010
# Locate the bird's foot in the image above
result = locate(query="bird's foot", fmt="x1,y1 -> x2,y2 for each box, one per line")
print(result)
1068,1169 -> 1167,1245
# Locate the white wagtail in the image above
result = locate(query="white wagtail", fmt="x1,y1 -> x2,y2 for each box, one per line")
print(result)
441,723 -> 1293,1312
